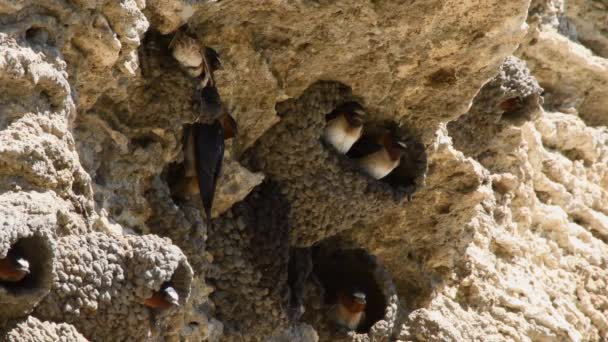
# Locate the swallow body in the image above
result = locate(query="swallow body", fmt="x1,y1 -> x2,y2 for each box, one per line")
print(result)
192,120 -> 225,224
348,132 -> 407,180
144,283 -> 179,310
323,102 -> 365,154
329,290 -> 366,331
176,114 -> 237,224
0,251 -> 30,283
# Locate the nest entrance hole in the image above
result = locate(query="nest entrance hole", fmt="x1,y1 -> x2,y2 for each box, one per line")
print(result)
312,246 -> 387,333
0,236 -> 52,295
321,101 -> 427,199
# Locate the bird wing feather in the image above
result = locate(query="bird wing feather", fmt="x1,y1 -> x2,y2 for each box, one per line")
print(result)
192,121 -> 225,223
204,46 -> 222,71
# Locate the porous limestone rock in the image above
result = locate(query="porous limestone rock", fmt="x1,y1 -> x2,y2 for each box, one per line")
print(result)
34,232 -> 193,341
2,0 -> 608,341
0,192 -> 57,323
205,181 -> 291,341
6,316 -> 88,342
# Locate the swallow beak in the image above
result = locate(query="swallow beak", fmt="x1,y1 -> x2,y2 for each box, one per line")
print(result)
164,287 -> 180,306
15,258 -> 30,274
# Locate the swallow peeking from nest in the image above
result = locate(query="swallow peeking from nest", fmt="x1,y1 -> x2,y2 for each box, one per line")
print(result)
347,131 -> 408,180
329,287 -> 367,332
144,282 -> 180,310
323,102 -> 366,154
0,248 -> 30,283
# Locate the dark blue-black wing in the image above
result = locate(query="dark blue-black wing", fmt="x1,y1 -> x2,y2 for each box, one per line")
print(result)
192,121 -> 225,224
204,46 -> 222,71
199,85 -> 222,120
346,135 -> 383,159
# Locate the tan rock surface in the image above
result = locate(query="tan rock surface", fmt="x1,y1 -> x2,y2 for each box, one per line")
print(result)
1,0 -> 608,341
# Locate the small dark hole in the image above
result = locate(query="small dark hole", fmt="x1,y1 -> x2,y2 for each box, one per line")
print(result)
0,237 -> 49,294
131,136 -> 156,149
312,247 -> 386,334
26,27 -> 49,45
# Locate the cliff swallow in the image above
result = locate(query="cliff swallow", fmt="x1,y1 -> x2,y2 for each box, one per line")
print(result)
348,132 -> 407,180
176,114 -> 237,225
0,250 -> 30,283
329,289 -> 366,331
191,120 -> 224,225
323,102 -> 365,154
144,282 -> 179,310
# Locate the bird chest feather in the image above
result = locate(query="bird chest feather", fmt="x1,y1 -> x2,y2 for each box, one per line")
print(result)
358,148 -> 399,179
323,116 -> 362,154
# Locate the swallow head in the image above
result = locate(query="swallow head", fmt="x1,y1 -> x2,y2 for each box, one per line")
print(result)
352,291 -> 366,305
345,109 -> 365,128
14,257 -> 30,274
380,133 -> 407,161
170,32 -> 203,69
337,102 -> 365,128
162,286 -> 180,306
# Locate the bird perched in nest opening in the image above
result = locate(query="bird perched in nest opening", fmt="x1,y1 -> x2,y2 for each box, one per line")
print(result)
0,249 -> 30,283
347,131 -> 407,180
144,282 -> 180,310
323,102 -> 366,154
329,288 -> 367,332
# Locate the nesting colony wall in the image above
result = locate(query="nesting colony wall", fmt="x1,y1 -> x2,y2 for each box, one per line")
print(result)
1,0 -> 608,341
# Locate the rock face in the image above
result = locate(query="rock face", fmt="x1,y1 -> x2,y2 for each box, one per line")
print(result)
1,0 -> 608,341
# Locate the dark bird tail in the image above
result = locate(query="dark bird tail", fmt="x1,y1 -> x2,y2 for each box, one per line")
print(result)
191,121 -> 225,226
